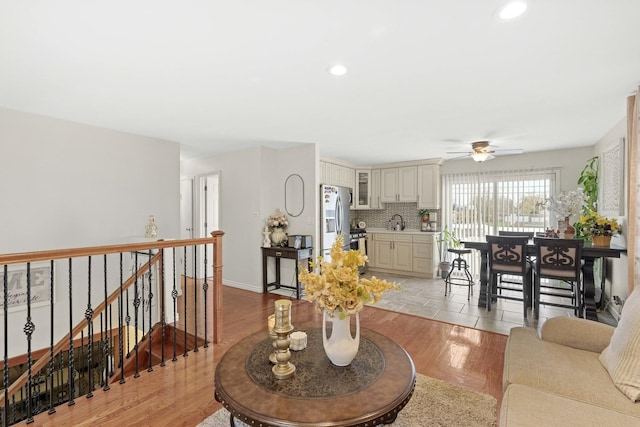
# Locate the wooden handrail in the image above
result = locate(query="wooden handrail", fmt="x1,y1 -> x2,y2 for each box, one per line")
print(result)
1,231 -> 224,407
0,232 -> 224,265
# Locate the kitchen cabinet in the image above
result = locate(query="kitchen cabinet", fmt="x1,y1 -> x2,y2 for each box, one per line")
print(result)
321,161 -> 355,191
412,234 -> 438,278
417,164 -> 440,209
371,233 -> 413,272
354,169 -> 384,210
355,169 -> 371,209
380,167 -> 417,203
371,169 -> 383,209
368,231 -> 438,278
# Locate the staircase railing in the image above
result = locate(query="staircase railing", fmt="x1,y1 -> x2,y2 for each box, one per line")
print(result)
1,231 -> 223,426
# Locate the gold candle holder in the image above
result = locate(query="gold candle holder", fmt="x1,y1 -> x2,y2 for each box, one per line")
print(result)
267,314 -> 277,364
272,300 -> 295,379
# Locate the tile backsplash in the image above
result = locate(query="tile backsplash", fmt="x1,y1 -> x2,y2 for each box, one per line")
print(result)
350,203 -> 439,230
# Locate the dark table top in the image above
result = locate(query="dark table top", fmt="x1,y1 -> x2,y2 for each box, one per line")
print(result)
214,322 -> 415,427
461,238 -> 624,258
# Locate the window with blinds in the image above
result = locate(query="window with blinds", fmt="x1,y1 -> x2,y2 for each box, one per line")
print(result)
442,168 -> 558,241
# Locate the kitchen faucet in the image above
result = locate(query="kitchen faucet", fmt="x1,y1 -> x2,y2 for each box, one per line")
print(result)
391,214 -> 405,231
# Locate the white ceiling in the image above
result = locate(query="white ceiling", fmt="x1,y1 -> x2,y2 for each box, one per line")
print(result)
1,1 -> 639,166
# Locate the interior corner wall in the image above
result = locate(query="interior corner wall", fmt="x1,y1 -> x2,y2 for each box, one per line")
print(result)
180,144 -> 318,295
594,117 -> 629,306
0,107 -> 181,252
181,147 -> 264,292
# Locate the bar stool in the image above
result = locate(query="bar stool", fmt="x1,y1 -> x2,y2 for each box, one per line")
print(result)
444,248 -> 475,300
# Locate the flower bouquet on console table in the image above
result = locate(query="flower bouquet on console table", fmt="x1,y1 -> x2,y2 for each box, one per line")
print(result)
576,210 -> 622,247
266,209 -> 289,246
298,236 -> 398,366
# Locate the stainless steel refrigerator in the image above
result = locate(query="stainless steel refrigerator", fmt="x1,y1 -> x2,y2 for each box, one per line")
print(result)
320,184 -> 351,261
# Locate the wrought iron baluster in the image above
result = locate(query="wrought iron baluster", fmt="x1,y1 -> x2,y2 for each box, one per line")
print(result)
3,265 -> 9,427
171,248 -> 178,362
159,248 -> 166,367
183,246 -> 188,357
133,252 -> 140,378
147,250 -> 154,373
118,253 -> 125,385
24,262 -> 35,423
103,253 -> 111,391
47,259 -> 56,414
193,245 -> 198,353
85,256 -> 94,398
203,243 -> 209,348
67,258 -> 76,407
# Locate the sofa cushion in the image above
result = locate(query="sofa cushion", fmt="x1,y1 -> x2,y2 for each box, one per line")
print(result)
504,326 -> 640,417
600,289 -> 640,402
501,384 -> 640,427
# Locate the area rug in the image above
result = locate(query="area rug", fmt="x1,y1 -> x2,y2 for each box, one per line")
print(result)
198,373 -> 497,427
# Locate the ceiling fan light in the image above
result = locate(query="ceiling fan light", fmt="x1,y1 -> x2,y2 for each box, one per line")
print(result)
471,152 -> 491,162
328,64 -> 348,76
496,1 -> 528,21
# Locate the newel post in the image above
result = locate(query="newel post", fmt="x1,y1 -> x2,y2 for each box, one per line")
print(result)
211,231 -> 224,344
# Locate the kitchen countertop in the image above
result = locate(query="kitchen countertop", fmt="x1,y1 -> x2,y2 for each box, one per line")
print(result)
366,228 -> 440,235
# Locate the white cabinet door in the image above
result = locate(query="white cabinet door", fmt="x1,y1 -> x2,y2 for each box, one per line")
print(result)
398,166 -> 417,202
340,166 -> 353,190
380,167 -> 417,202
380,168 -> 398,202
329,163 -> 341,185
373,239 -> 393,269
417,164 -> 440,209
393,241 -> 413,271
355,169 -> 371,209
371,169 -> 382,209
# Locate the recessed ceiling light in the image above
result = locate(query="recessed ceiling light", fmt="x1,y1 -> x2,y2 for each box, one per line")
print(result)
328,64 -> 348,76
496,1 -> 528,21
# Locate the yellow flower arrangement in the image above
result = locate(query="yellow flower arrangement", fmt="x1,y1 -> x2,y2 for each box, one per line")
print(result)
577,210 -> 622,237
299,235 -> 398,319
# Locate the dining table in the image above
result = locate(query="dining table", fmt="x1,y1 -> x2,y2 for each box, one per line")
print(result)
461,239 -> 625,321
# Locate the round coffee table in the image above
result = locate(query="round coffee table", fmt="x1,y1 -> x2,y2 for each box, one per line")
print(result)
214,322 -> 416,427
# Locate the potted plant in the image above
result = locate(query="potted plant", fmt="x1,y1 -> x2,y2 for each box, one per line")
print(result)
437,226 -> 461,278
418,209 -> 430,223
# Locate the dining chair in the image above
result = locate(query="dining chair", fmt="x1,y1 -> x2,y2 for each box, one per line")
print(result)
486,235 -> 531,319
533,237 -> 584,318
496,231 -> 535,294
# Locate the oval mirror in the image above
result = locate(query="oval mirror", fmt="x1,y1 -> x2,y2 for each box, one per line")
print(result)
285,174 -> 305,217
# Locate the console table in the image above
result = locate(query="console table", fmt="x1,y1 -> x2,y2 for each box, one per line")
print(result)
261,246 -> 312,300
214,323 -> 416,426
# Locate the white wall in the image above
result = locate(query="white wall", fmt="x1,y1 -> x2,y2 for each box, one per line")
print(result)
594,117 -> 629,313
180,144 -> 318,294
0,107 -> 181,357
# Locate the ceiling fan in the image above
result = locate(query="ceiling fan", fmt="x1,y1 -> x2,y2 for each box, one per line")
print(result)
447,140 -> 524,162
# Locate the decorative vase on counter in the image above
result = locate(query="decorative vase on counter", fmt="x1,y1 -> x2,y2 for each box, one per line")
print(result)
271,227 -> 287,246
563,217 -> 576,239
592,235 -> 612,247
322,311 -> 360,366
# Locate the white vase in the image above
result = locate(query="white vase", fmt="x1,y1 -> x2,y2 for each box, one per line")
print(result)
271,227 -> 286,245
322,311 -> 360,366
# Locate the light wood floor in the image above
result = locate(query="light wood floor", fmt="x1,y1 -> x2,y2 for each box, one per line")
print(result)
30,286 -> 508,427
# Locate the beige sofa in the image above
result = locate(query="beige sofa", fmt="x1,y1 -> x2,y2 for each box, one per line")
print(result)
500,317 -> 640,426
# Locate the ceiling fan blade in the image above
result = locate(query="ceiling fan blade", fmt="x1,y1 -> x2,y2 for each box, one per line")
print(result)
445,151 -> 473,154
494,148 -> 524,155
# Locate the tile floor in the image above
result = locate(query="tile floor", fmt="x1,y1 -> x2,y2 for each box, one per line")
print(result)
365,271 -> 617,335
